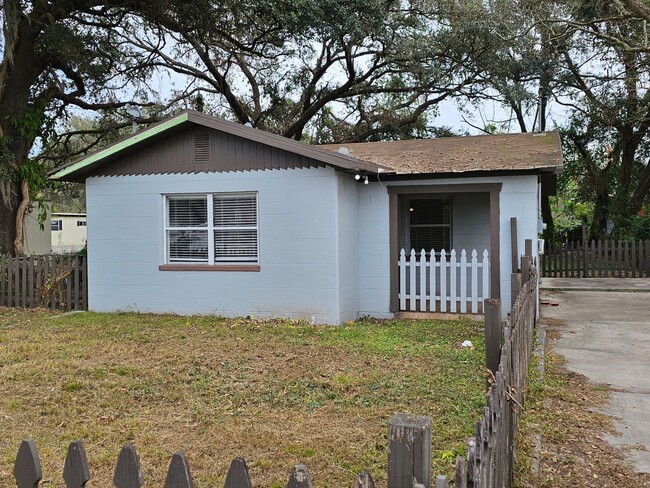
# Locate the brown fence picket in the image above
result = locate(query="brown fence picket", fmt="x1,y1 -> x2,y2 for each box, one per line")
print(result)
0,254 -> 5,306
164,452 -> 193,488
13,439 -> 42,488
224,458 -> 252,488
73,258 -> 80,310
286,464 -> 313,488
21,257 -> 27,307
113,444 -> 144,488
355,472 -> 375,488
63,440 -> 90,488
66,258 -> 72,309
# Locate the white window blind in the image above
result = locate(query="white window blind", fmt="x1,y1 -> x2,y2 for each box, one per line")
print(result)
213,194 -> 258,262
165,193 -> 258,264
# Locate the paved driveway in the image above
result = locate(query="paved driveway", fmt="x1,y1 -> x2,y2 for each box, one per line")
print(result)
540,278 -> 650,473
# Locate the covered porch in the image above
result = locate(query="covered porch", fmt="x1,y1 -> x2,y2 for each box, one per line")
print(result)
388,184 -> 501,316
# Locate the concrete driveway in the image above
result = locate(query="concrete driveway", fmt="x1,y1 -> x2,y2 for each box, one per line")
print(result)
540,278 -> 650,473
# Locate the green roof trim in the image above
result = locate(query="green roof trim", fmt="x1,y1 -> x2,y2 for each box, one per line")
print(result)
49,113 -> 190,180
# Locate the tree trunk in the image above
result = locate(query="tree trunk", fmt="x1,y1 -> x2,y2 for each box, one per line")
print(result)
13,179 -> 29,256
590,186 -> 610,239
0,180 -> 19,255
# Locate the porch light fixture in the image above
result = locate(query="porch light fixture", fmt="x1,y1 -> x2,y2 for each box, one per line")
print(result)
355,174 -> 361,180
364,175 -> 369,185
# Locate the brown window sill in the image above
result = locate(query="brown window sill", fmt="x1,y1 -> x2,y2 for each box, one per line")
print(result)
159,264 -> 261,272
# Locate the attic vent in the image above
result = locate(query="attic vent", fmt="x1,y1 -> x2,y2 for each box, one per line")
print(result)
193,133 -> 211,164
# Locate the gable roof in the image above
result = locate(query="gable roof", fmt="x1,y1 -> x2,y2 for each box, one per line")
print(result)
323,131 -> 562,174
49,110 -> 386,182
49,111 -> 563,182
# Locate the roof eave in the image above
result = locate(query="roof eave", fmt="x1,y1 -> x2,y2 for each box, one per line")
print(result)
49,110 -> 386,182
49,113 -> 191,181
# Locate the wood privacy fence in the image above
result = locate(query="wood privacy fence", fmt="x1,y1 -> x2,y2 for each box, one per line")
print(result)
11,414 -> 452,488
398,248 -> 490,314
540,239 -> 650,278
437,256 -> 538,488
0,254 -> 87,311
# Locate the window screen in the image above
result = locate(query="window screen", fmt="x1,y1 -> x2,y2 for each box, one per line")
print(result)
408,197 -> 451,251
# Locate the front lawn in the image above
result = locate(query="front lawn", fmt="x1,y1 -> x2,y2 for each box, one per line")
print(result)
0,309 -> 485,486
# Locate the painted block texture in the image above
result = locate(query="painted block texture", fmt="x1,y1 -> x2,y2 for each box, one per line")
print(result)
87,167 -> 346,324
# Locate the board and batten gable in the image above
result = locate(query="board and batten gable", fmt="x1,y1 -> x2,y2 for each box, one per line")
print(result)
87,166 -> 364,324
90,125 -> 327,177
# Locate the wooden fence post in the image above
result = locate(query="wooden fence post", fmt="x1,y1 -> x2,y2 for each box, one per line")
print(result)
485,299 -> 501,388
388,413 -> 432,488
510,218 -> 518,274
521,256 -> 531,285
510,273 -> 522,310
524,239 -> 532,261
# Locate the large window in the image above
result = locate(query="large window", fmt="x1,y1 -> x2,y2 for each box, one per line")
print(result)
407,196 -> 451,251
165,193 -> 258,264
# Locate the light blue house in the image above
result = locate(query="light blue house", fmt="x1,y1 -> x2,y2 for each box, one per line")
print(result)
49,111 -> 562,324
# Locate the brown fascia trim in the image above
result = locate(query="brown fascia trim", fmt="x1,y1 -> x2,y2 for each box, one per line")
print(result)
387,183 -> 502,194
388,182 -> 501,312
159,264 -> 261,272
375,167 -> 561,182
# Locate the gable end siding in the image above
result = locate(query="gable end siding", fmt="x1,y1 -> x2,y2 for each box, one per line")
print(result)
91,127 -> 326,177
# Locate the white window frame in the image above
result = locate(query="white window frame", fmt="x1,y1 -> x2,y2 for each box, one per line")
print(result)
164,192 -> 259,265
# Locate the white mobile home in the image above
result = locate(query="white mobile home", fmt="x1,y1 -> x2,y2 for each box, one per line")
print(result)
51,212 -> 87,253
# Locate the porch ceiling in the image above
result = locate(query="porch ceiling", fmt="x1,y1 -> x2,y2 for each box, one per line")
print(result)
322,131 -> 562,175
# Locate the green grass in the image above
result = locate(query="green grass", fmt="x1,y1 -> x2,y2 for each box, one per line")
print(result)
0,309 -> 486,486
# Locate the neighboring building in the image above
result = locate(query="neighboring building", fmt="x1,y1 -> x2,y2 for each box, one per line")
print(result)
51,213 -> 87,254
49,110 -> 562,324
23,205 -> 52,256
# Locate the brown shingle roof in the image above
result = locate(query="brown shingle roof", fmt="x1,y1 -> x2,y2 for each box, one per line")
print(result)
322,131 -> 562,174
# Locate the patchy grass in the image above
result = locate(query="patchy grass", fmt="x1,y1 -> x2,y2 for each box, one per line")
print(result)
0,309 -> 485,486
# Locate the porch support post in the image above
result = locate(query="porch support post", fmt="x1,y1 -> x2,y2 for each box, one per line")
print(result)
389,192 -> 399,313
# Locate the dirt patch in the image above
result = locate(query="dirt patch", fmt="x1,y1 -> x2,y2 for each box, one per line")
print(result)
517,319 -> 650,487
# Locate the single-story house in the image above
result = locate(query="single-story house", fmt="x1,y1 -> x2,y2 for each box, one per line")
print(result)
51,212 -> 87,253
49,110 -> 562,324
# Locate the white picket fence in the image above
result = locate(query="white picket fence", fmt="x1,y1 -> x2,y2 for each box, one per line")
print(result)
398,248 -> 490,314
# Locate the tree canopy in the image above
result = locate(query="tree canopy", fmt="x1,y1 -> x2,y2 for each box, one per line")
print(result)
4,0 -> 650,253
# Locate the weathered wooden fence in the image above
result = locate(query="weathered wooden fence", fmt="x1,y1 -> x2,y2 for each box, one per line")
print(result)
0,254 -> 87,310
435,255 -> 538,488
398,248 -> 489,314
540,239 -> 650,278
11,413 -> 451,488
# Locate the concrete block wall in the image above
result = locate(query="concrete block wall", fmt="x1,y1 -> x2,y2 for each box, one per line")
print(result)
86,167 -> 345,324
